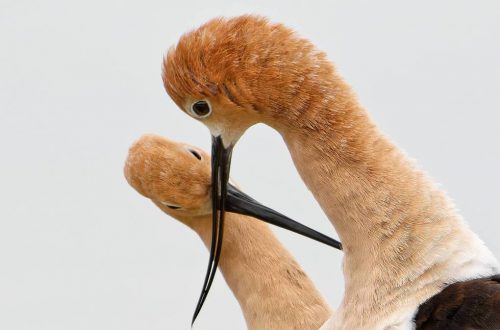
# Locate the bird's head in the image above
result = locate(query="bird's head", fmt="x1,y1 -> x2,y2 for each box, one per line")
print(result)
163,15 -> 335,148
124,134 -> 212,221
162,13 -> 337,232
124,133 -> 341,244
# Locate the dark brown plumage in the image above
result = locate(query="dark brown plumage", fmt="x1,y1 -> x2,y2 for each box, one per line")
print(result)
415,275 -> 500,329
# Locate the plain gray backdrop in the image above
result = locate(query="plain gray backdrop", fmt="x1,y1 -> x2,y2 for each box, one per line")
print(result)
1,1 -> 499,329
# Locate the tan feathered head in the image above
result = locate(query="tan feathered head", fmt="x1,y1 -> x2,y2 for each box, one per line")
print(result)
124,134 -> 211,217
163,15 -> 337,142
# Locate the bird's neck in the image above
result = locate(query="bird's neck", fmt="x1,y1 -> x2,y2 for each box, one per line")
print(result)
272,77 -> 421,252
187,213 -> 331,329
268,76 -> 498,324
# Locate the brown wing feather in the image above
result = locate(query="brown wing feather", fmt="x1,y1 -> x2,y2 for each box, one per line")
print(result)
415,274 -> 500,329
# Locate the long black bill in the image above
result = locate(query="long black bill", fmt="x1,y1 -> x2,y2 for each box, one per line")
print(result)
225,184 -> 342,250
192,136 -> 232,325
191,136 -> 343,325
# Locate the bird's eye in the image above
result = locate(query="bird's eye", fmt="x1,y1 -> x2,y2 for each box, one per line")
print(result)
189,100 -> 212,118
188,148 -> 202,160
160,201 -> 181,209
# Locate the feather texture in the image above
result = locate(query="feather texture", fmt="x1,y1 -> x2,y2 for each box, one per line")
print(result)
415,274 -> 500,329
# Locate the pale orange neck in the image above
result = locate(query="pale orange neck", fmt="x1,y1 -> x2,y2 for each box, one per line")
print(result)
270,77 -> 448,256
186,213 -> 331,329
268,77 -> 498,326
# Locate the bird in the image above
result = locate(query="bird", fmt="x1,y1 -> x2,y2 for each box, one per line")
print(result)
124,133 -> 333,329
162,15 -> 500,329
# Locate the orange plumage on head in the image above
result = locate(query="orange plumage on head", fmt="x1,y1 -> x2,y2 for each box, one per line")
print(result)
162,15 -> 336,121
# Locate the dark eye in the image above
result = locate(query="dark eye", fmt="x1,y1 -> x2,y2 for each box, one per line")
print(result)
160,201 -> 181,209
190,100 -> 211,118
188,148 -> 202,160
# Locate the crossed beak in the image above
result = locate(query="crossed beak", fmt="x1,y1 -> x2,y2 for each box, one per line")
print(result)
191,135 -> 342,324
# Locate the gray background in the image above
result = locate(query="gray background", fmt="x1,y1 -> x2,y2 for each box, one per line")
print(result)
1,1 -> 499,329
